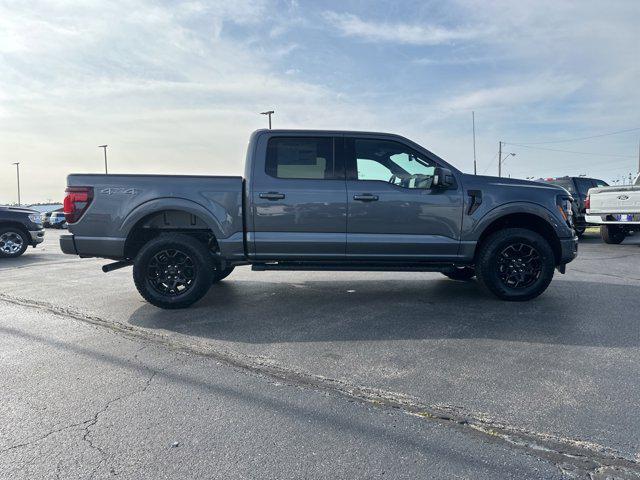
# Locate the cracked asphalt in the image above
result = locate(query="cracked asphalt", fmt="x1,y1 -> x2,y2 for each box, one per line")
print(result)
1,229 -> 639,479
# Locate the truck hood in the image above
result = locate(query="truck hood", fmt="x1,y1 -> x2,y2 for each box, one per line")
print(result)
0,205 -> 38,215
461,174 -> 568,195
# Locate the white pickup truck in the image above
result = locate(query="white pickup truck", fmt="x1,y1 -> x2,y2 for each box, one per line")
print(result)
586,173 -> 640,244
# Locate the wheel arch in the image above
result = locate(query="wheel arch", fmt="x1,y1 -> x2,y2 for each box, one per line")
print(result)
122,201 -> 222,259
474,211 -> 562,265
0,221 -> 30,238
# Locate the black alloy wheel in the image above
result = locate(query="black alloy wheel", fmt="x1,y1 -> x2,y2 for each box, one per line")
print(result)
475,228 -> 555,301
496,242 -> 542,289
147,249 -> 197,296
133,233 -> 215,309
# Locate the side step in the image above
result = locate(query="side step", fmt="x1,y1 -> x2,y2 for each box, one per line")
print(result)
251,261 -> 457,272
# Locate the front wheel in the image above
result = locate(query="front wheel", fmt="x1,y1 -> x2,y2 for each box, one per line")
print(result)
600,225 -> 625,244
133,233 -> 215,309
0,228 -> 29,258
475,228 -> 555,301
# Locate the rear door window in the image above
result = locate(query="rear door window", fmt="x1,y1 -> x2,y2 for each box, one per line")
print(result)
266,137 -> 337,180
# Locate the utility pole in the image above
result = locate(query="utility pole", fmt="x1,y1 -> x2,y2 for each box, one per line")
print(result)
12,162 -> 21,206
497,142 -> 515,178
98,145 -> 108,174
260,110 -> 274,129
472,111 -> 477,175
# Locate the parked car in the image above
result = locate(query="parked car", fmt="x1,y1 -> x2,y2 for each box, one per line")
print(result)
41,211 -> 52,227
60,129 -> 577,308
49,211 -> 68,229
585,174 -> 640,244
536,176 -> 608,237
0,205 -> 45,258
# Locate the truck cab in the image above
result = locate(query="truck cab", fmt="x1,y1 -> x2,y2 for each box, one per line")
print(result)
61,129 -> 577,309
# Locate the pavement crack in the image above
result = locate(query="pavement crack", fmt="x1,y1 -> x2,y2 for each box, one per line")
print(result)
81,370 -> 157,477
1,292 -> 639,479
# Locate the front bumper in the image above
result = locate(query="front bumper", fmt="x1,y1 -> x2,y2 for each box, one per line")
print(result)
28,229 -> 45,246
586,214 -> 640,225
559,236 -> 578,265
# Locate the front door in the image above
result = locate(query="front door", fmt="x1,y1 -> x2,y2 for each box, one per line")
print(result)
251,135 -> 347,259
345,137 -> 463,259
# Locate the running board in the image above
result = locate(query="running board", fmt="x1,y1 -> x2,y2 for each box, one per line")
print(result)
251,261 -> 457,272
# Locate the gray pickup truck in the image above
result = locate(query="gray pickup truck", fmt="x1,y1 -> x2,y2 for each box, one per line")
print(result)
61,129 -> 577,309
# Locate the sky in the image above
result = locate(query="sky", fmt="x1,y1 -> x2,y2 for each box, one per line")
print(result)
1,0 -> 639,204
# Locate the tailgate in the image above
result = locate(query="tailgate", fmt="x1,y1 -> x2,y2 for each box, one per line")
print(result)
588,186 -> 640,214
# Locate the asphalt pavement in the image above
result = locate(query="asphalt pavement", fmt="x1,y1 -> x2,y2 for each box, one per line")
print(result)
1,229 -> 639,479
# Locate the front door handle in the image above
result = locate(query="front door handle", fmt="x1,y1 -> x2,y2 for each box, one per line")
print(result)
259,192 -> 286,200
353,194 -> 379,202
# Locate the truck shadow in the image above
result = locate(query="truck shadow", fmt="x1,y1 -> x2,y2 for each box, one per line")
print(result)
128,276 -> 640,348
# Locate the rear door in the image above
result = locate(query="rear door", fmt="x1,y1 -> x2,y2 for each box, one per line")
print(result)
250,135 -> 347,259
344,137 -> 463,259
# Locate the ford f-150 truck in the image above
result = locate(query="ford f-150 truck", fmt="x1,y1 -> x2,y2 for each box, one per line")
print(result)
585,173 -> 640,244
60,129 -> 577,309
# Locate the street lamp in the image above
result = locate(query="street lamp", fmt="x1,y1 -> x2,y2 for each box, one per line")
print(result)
98,145 -> 108,174
12,162 -> 20,206
498,152 -> 515,178
260,110 -> 274,129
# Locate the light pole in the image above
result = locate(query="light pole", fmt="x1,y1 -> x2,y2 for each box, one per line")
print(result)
260,110 -> 274,129
98,145 -> 108,174
12,162 -> 20,206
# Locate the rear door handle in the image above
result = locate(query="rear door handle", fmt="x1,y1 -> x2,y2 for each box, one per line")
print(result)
259,192 -> 286,200
353,194 -> 379,202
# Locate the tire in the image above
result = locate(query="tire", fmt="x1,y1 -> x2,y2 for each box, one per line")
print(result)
133,233 -> 215,309
574,225 -> 586,238
600,225 -> 625,244
212,266 -> 234,284
442,266 -> 475,281
475,228 -> 555,301
0,227 -> 29,258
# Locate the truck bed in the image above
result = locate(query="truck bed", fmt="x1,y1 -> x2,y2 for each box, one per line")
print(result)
65,173 -> 244,259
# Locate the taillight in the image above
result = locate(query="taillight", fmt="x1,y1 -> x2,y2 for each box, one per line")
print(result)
584,195 -> 590,210
63,186 -> 94,224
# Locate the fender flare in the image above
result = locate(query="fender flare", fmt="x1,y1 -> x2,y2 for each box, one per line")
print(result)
119,197 -> 225,240
468,201 -> 563,241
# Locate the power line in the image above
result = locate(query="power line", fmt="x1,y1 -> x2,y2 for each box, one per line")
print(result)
503,143 -> 636,158
481,151 -> 499,175
507,127 -> 640,145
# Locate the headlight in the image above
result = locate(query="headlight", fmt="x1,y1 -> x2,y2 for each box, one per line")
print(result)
556,196 -> 573,226
28,213 -> 42,224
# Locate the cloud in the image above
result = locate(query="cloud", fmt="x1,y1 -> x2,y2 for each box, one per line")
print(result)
323,11 -> 486,45
444,76 -> 584,110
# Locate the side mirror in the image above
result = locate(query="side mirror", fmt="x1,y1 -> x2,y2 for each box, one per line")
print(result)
433,167 -> 455,188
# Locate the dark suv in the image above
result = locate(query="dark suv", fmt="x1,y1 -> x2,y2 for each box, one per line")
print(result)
0,206 -> 45,258
537,177 -> 608,236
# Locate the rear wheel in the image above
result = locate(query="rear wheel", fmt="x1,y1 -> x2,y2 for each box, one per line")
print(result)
574,225 -> 586,238
0,228 -> 29,258
133,233 -> 214,309
600,225 -> 625,244
442,266 -> 475,281
475,228 -> 555,301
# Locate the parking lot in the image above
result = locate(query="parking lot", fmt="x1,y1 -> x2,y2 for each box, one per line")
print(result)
2,229 -> 639,479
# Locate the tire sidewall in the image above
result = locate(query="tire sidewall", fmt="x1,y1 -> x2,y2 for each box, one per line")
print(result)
133,234 -> 214,309
0,227 -> 29,258
477,229 -> 555,301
